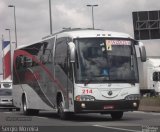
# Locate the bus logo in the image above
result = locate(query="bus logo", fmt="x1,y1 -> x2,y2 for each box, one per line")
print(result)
108,90 -> 113,96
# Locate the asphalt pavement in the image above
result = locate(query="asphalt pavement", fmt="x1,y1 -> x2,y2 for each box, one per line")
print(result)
0,109 -> 160,132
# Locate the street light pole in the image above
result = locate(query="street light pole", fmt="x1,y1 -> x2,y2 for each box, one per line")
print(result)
8,5 -> 17,48
87,4 -> 98,29
49,0 -> 53,34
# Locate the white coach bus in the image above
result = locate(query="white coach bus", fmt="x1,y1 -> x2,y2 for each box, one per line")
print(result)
13,29 -> 146,120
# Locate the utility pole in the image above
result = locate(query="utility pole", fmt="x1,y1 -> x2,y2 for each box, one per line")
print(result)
49,0 -> 53,34
87,4 -> 98,29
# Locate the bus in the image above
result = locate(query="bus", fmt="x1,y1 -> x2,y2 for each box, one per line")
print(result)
0,80 -> 14,111
13,29 -> 146,120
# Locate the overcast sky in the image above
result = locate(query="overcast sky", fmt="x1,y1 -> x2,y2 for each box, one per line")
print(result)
0,0 -> 160,76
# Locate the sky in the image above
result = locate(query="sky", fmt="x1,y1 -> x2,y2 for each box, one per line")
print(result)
0,0 -> 160,77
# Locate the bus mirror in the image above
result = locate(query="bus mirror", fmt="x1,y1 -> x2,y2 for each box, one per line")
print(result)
68,42 -> 75,62
138,42 -> 146,62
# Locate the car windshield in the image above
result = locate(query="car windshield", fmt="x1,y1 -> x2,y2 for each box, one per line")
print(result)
0,89 -> 12,96
3,83 -> 11,88
75,38 -> 138,83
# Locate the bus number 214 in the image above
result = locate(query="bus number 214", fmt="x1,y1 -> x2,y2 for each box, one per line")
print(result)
82,89 -> 93,94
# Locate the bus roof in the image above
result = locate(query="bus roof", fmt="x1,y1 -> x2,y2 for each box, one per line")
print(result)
16,29 -> 132,50
55,29 -> 132,39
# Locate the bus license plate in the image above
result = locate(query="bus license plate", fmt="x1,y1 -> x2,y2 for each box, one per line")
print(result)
104,105 -> 114,109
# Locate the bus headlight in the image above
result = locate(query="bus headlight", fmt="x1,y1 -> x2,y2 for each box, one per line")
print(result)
125,94 -> 141,100
75,95 -> 95,101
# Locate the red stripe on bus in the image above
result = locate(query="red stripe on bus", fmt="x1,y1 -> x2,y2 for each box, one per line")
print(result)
13,50 -> 68,99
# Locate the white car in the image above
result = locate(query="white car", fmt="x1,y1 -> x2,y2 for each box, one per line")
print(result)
0,89 -> 15,111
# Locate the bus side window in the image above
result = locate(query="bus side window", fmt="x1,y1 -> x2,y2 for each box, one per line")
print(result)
16,55 -> 25,69
16,56 -> 21,69
41,42 -> 48,64
55,37 -> 68,74
31,55 -> 37,66
39,40 -> 53,64
23,57 -> 27,68
46,38 -> 54,64
20,56 -> 32,68
67,45 -> 73,81
26,57 -> 32,67
55,37 -> 73,81
41,49 -> 52,64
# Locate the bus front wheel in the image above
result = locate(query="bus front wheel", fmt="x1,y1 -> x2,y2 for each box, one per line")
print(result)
110,111 -> 123,120
57,100 -> 69,120
22,95 -> 39,115
22,96 -> 30,115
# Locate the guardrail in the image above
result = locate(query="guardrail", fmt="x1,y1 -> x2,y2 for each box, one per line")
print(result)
138,97 -> 160,112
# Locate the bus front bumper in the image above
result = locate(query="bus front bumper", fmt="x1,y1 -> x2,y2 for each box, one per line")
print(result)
74,100 -> 140,113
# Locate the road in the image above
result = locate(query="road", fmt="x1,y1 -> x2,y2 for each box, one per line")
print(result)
0,110 -> 160,132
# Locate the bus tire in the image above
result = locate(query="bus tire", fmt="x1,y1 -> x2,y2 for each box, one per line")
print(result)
22,95 -> 30,115
57,99 -> 68,120
22,95 -> 39,115
110,111 -> 123,120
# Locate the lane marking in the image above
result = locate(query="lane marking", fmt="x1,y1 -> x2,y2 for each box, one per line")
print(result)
150,113 -> 160,116
133,111 -> 160,116
33,116 -> 48,119
2,112 -> 12,114
93,125 -> 141,132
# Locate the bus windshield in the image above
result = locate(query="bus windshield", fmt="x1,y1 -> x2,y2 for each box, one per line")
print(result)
75,38 -> 138,83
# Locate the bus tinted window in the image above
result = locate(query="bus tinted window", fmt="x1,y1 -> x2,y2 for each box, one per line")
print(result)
55,38 -> 68,75
75,38 -> 138,83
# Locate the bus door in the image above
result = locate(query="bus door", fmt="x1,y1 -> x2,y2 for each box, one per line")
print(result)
54,38 -> 74,111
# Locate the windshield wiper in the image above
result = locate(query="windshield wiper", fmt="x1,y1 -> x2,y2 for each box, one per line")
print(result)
93,75 -> 110,79
108,79 -> 137,84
